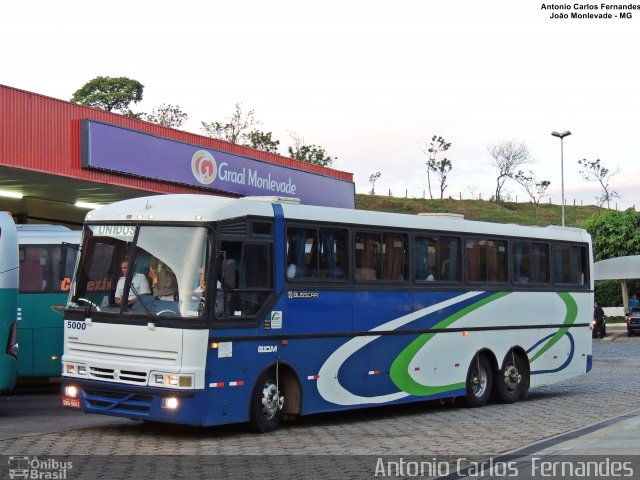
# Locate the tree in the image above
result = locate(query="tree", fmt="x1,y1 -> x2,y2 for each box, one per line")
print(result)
70,76 -> 144,114
487,140 -> 533,202
577,158 -> 619,209
200,103 -> 280,154
584,209 -> 640,262
369,171 -> 381,195
421,135 -> 452,200
514,170 -> 551,225
201,103 -> 260,144
245,130 -> 280,154
584,209 -> 640,310
142,104 -> 188,128
287,131 -> 337,167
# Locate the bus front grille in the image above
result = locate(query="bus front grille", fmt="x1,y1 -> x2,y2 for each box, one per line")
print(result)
89,366 -> 147,383
84,387 -> 153,414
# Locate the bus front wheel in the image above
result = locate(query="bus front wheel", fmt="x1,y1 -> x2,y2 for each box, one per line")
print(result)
464,354 -> 492,408
250,369 -> 284,433
495,351 -> 529,404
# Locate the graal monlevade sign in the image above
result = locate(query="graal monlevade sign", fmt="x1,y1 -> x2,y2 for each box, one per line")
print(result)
81,120 -> 355,209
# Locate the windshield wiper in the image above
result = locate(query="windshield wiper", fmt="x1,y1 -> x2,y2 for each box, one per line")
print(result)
129,283 -> 158,328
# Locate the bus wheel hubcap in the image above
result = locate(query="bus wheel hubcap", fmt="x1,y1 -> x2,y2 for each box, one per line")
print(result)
472,367 -> 487,397
261,382 -> 284,419
503,364 -> 521,392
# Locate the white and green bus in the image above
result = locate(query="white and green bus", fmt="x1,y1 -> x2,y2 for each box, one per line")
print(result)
16,225 -> 80,380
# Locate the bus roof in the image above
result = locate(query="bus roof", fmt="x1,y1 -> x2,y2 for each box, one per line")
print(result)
16,225 -> 81,245
85,194 -> 590,243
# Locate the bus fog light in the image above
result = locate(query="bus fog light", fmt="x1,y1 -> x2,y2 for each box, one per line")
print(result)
65,385 -> 79,398
167,375 -> 179,386
162,397 -> 179,409
66,364 -> 75,374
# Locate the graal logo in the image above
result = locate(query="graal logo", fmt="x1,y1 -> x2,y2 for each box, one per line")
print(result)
8,456 -> 73,479
191,149 -> 217,185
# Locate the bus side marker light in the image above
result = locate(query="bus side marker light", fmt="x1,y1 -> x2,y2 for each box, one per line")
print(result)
211,342 -> 219,349
455,363 -> 460,368
368,370 -> 380,375
209,382 -> 225,388
281,340 -> 288,345
307,375 -> 319,380
463,331 -> 469,337
51,356 -> 59,361
229,381 -> 244,387
414,367 -> 420,372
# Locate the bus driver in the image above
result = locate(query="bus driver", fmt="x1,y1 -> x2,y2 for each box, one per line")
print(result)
115,259 -> 150,305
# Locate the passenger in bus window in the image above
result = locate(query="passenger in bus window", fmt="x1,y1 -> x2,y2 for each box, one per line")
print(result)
192,268 -> 206,300
149,258 -> 178,301
115,259 -> 150,305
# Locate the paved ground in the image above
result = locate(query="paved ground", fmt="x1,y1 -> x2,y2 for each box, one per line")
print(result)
0,331 -> 637,479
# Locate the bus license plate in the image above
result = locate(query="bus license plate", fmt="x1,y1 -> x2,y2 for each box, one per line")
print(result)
62,397 -> 81,408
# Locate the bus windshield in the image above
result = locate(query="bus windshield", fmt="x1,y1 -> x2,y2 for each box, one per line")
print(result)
69,224 -> 209,319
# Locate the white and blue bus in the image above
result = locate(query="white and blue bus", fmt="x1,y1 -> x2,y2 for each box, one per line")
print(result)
61,195 -> 593,431
0,212 -> 19,392
16,225 -> 80,380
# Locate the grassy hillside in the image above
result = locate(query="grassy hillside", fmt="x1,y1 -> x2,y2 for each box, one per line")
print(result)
355,195 -> 606,227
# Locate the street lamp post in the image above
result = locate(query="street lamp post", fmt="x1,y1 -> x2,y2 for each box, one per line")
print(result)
551,130 -> 572,226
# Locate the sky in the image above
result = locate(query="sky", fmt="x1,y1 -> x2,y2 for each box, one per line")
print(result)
2,1 -> 639,210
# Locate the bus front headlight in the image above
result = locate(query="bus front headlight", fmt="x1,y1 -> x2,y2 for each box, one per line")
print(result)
150,372 -> 193,388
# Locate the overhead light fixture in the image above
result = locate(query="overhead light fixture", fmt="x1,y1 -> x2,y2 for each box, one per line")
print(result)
0,190 -> 24,199
74,201 -> 102,209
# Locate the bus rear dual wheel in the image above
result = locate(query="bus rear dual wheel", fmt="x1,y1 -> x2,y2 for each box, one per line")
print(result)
464,352 -> 528,407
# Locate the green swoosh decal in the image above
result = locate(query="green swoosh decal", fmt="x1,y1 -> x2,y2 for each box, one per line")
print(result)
529,292 -> 577,363
390,292 -> 509,396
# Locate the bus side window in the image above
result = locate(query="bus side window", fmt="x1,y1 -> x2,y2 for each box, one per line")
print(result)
319,229 -> 347,279
19,247 -> 47,292
355,232 -> 380,281
553,244 -> 586,285
382,233 -> 406,281
217,240 -> 272,318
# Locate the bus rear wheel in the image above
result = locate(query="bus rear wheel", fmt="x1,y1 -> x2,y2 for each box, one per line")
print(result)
250,369 -> 284,433
463,354 -> 492,407
494,351 -> 529,404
